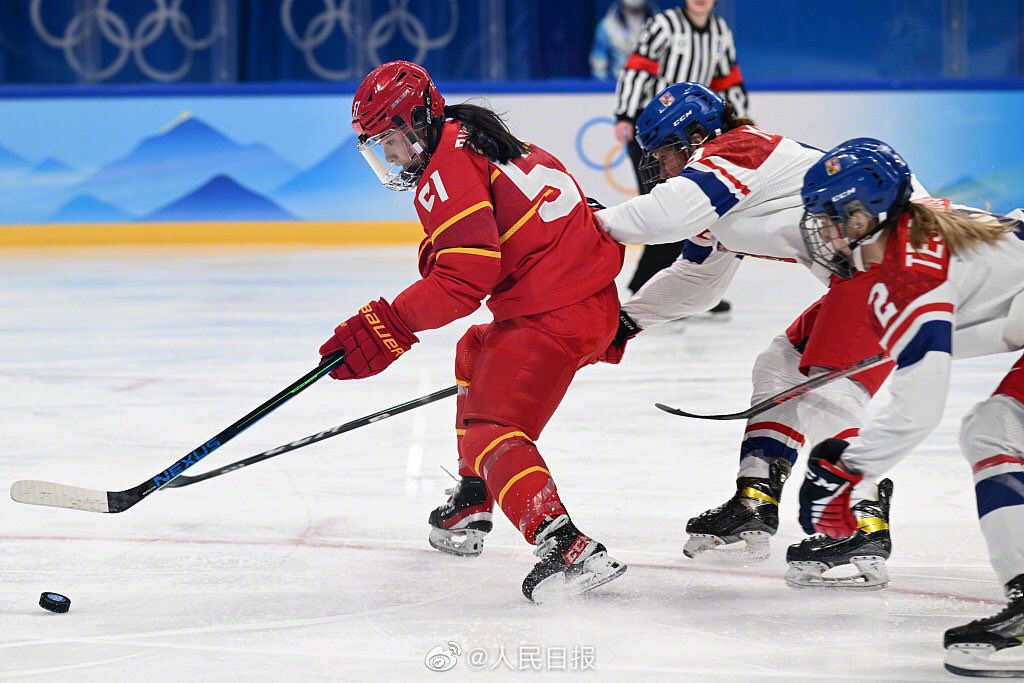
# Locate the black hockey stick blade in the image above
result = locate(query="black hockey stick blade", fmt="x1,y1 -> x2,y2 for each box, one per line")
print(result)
655,353 -> 889,421
163,384 -> 459,489
9,352 -> 347,513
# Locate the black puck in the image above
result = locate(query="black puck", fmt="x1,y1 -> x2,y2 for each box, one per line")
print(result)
39,592 -> 70,613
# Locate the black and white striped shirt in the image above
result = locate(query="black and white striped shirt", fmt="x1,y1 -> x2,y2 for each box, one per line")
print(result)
614,7 -> 747,122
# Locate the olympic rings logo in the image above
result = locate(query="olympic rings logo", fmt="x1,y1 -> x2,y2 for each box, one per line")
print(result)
30,0 -> 227,83
575,116 -> 637,196
281,0 -> 459,81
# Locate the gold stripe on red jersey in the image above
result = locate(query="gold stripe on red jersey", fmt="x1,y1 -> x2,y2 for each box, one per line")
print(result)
431,200 -> 493,243
435,247 -> 501,260
500,189 -> 554,244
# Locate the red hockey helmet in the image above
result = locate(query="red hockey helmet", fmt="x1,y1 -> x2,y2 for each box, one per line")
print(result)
352,61 -> 446,190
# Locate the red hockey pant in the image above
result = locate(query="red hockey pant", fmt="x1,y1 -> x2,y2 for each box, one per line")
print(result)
453,283 -> 618,544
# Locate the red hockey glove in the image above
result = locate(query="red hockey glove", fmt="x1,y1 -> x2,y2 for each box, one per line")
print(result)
798,439 -> 863,538
319,299 -> 419,380
596,310 -> 642,365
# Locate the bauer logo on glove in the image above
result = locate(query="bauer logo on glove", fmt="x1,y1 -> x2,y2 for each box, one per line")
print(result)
360,303 -> 407,358
319,298 -> 419,381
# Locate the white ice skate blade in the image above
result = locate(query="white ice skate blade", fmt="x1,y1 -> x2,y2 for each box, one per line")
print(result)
428,527 -> 486,558
784,556 -> 889,590
529,553 -> 627,605
945,643 -> 1024,677
683,530 -> 771,564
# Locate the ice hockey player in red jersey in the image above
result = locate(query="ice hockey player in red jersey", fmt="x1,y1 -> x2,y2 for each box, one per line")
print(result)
795,139 -> 1024,677
320,61 -> 627,602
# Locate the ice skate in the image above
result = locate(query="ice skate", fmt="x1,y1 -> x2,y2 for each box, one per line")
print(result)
785,478 -> 893,590
944,574 -> 1024,677
683,458 -> 791,563
522,515 -> 627,604
428,476 -> 493,557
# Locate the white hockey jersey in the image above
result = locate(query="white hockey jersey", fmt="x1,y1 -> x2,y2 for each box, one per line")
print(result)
842,205 -> 1024,479
599,124 -> 820,267
596,125 -> 928,327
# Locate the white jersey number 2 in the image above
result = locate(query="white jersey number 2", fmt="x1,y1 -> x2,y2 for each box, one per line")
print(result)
497,160 -> 583,222
868,282 -> 899,328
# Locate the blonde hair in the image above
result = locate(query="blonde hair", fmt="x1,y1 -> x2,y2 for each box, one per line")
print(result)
906,202 -> 1018,255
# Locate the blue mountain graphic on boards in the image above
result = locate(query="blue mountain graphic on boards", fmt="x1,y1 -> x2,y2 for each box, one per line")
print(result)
31,157 -> 77,175
272,139 -> 416,221
146,175 -> 295,222
0,142 -> 31,173
0,151 -> 85,223
48,194 -> 135,223
936,165 -> 1024,216
73,113 -> 299,216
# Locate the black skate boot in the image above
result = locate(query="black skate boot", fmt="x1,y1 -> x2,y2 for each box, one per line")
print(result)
683,457 -> 791,563
522,515 -> 627,604
944,574 -> 1024,677
428,476 -> 493,557
785,478 -> 893,590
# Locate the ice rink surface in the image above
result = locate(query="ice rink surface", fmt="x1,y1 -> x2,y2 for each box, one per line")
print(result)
2,246 -> 1022,681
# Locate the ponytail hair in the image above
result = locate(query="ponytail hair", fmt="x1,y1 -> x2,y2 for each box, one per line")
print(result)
720,103 -> 756,133
906,202 -> 1018,255
443,102 -> 528,163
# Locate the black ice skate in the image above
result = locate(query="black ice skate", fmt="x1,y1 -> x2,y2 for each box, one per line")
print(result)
683,458 -> 791,563
522,515 -> 626,604
944,574 -> 1024,677
785,478 -> 893,590
428,476 -> 493,557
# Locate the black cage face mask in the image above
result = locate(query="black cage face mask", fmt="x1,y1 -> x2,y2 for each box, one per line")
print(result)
799,200 -> 883,279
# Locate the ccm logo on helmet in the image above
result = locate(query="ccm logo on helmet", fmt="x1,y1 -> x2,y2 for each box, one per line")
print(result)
672,111 -> 693,126
361,304 -> 406,357
831,187 -> 857,202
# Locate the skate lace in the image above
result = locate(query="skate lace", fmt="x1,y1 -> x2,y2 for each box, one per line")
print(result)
534,537 -> 558,559
533,515 -> 571,559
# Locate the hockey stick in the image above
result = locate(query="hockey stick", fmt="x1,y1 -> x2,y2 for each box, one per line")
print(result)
655,353 -> 889,421
9,352 -> 347,513
162,385 -> 459,489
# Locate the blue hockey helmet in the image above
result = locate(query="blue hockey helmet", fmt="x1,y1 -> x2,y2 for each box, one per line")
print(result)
635,83 -> 725,191
800,138 -> 912,278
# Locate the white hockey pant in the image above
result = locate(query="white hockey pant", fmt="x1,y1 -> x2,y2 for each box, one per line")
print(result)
960,393 -> 1024,585
739,334 -> 877,502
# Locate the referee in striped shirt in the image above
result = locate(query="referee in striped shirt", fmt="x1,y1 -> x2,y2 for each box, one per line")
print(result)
614,0 -> 748,296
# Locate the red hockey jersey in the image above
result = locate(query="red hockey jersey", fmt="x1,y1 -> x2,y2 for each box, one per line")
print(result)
392,121 -> 624,331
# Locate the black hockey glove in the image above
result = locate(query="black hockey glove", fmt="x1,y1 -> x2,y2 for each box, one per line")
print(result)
596,310 -> 642,364
798,439 -> 863,538
613,309 -> 641,346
